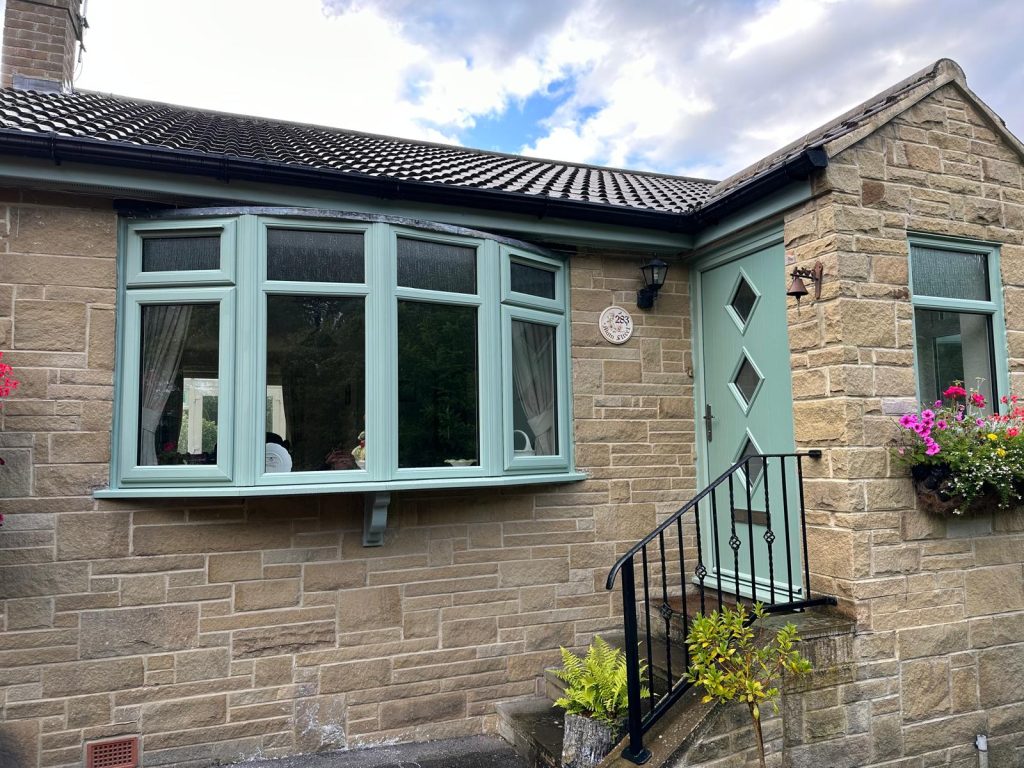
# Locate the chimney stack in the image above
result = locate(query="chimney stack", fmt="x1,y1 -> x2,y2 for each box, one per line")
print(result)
1,0 -> 86,91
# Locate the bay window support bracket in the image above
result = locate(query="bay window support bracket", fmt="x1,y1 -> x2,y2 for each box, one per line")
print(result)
363,491 -> 391,547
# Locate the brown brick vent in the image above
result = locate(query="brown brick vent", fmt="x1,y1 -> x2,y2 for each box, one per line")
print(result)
86,737 -> 138,768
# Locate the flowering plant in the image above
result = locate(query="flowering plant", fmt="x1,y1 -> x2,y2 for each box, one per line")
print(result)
894,382 -> 1024,514
0,351 -> 20,527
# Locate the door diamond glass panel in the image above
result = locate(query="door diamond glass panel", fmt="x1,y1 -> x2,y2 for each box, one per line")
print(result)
733,356 -> 762,406
737,437 -> 764,484
730,277 -> 757,325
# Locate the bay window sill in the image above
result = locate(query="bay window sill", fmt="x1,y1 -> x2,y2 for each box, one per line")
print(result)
92,470 -> 589,499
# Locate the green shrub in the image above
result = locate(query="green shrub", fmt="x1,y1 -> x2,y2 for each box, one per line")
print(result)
553,635 -> 649,727
686,602 -> 811,768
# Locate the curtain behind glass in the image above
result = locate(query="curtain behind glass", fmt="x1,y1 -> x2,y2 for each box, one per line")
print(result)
139,305 -> 193,464
511,320 -> 557,455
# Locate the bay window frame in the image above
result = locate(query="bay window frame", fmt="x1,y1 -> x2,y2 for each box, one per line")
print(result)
100,209 -> 581,498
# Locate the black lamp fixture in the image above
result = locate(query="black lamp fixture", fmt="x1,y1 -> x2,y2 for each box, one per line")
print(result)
787,260 -> 824,306
637,258 -> 669,310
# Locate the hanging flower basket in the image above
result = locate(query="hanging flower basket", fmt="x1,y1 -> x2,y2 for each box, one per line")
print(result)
895,383 -> 1024,516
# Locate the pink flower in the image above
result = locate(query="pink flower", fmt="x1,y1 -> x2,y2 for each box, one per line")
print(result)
971,393 -> 986,408
1009,428 -> 1020,438
976,418 -> 985,427
899,414 -> 916,428
936,420 -> 948,430
944,385 -> 967,398
921,409 -> 935,421
934,400 -> 943,408
925,442 -> 941,456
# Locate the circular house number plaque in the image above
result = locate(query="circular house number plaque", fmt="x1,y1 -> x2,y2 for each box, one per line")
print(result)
599,306 -> 634,345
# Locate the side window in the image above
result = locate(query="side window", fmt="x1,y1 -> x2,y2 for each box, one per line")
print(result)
909,237 -> 1007,408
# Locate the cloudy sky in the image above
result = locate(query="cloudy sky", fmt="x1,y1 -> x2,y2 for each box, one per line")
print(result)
76,0 -> 1024,181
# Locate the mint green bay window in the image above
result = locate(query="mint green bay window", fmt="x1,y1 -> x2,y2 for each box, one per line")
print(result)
103,210 -> 578,498
909,234 -> 1009,408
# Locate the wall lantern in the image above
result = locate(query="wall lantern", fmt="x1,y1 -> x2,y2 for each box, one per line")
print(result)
787,260 -> 824,306
637,258 -> 669,310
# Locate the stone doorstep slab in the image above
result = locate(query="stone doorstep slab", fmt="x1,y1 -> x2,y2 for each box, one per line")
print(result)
231,735 -> 528,768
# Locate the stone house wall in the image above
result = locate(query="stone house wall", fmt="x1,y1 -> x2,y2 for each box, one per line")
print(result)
785,83 -> 1024,765
0,190 -> 697,767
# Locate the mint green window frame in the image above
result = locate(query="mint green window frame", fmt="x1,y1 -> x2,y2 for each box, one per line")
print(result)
106,210 -> 577,497
908,233 -> 1009,408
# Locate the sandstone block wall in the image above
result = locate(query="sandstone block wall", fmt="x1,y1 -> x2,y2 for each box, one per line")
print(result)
0,192 -> 697,767
785,83 -> 1024,765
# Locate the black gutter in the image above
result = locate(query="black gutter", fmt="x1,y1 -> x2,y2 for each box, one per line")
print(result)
0,131 -> 693,233
692,147 -> 829,226
0,130 -> 828,234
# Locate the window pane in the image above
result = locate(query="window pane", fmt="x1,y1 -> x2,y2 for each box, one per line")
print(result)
510,262 -> 556,299
398,301 -> 478,467
911,246 -> 989,300
397,237 -> 476,293
266,295 -> 365,472
138,303 -> 219,465
512,320 -> 558,456
267,229 -> 364,283
915,308 -> 995,406
142,236 -> 219,272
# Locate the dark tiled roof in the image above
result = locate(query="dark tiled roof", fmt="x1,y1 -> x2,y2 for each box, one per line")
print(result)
0,88 -> 715,215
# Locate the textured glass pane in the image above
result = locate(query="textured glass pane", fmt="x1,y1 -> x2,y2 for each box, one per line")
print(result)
138,303 -> 219,465
398,301 -> 478,467
915,308 -> 995,407
397,238 -> 476,293
733,357 -> 762,405
266,295 -> 365,472
142,236 -> 219,272
511,262 -> 556,299
738,438 -> 764,483
730,277 -> 756,323
267,229 -> 364,283
512,320 -> 558,456
911,246 -> 989,301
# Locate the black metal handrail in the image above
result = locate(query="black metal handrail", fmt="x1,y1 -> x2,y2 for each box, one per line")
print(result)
604,451 -> 836,765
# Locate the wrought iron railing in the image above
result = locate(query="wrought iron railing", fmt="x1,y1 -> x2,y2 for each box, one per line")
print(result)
604,451 -> 836,765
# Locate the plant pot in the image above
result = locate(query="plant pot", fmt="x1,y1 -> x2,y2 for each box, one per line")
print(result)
911,463 -> 1003,516
560,713 -> 619,768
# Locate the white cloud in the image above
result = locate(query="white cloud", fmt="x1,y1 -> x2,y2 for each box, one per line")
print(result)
76,0 -> 1024,181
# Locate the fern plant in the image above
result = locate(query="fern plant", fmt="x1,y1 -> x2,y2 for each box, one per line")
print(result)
553,635 -> 650,727
686,602 -> 812,768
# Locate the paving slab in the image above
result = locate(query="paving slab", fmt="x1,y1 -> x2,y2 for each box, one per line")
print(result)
234,735 -> 529,768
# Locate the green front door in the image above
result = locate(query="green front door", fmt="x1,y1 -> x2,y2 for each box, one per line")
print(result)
698,239 -> 801,599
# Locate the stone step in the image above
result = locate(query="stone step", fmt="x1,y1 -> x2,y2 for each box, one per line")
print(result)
495,697 -> 564,768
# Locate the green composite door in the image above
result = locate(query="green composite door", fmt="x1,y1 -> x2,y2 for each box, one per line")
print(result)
698,241 -> 801,600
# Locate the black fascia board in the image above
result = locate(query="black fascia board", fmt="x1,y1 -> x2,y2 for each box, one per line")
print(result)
692,147 -> 829,227
0,130 -> 828,235
0,130 -> 694,232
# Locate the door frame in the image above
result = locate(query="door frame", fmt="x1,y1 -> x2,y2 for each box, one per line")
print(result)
689,224 -> 800,595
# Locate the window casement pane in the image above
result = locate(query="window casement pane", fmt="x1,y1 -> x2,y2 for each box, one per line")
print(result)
142,236 -> 220,272
911,246 -> 989,300
397,237 -> 476,294
267,229 -> 365,283
397,301 -> 479,468
914,308 -> 996,406
265,295 -> 366,472
138,303 -> 220,465
511,320 -> 558,456
510,261 -> 556,299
